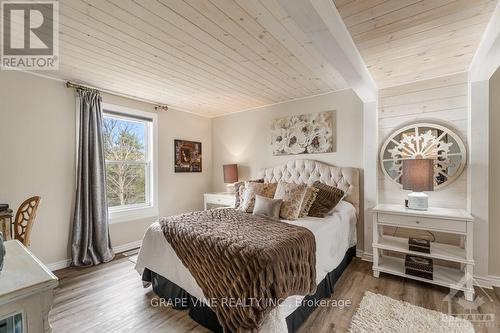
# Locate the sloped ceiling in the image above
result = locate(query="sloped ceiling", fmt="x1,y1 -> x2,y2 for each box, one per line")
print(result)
335,0 -> 498,88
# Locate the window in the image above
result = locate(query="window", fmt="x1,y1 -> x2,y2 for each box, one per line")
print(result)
102,104 -> 157,223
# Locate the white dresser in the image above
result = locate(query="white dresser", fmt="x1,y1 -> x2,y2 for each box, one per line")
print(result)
203,192 -> 236,210
0,240 -> 58,333
372,204 -> 474,301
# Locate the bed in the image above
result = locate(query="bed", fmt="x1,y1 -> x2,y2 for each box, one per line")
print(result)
135,160 -> 359,333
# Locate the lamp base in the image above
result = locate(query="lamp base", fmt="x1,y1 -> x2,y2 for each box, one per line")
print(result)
225,183 -> 236,194
407,192 -> 428,211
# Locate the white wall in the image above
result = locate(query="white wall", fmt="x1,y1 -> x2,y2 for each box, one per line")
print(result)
378,73 -> 469,209
372,73 -> 470,258
0,71 -> 212,266
377,72 -> 496,280
0,72 -> 76,265
469,79 -> 490,280
489,67 -> 500,277
362,101 -> 378,258
212,90 -> 365,248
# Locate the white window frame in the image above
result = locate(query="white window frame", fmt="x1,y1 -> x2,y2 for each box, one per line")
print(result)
102,103 -> 158,224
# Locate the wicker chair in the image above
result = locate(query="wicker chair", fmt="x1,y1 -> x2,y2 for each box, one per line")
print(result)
13,196 -> 41,247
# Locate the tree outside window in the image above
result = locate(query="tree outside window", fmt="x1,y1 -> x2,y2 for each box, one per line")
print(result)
102,114 -> 151,209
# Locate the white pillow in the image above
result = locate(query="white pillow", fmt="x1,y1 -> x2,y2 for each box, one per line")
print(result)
252,195 -> 283,220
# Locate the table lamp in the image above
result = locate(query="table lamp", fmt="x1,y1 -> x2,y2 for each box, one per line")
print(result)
401,159 -> 434,211
223,164 -> 238,193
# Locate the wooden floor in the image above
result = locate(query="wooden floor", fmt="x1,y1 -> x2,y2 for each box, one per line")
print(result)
51,255 -> 500,333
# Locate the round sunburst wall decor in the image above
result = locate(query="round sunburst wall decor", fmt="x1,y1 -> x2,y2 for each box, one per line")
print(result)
380,123 -> 466,190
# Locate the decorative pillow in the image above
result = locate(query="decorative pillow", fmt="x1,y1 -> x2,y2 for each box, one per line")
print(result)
239,182 -> 278,213
274,181 -> 308,220
234,179 -> 263,208
308,181 -> 345,218
253,195 -> 283,220
299,186 -> 320,218
236,185 -> 245,209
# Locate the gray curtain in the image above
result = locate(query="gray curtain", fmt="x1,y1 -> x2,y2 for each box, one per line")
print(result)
71,89 -> 114,266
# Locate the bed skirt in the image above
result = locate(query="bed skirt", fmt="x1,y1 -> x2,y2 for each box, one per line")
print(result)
142,246 -> 356,333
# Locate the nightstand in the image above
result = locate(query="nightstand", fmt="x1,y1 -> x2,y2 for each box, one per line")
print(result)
372,204 -> 474,301
204,192 -> 236,210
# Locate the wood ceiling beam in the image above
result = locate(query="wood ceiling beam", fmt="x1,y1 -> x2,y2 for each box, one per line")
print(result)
276,0 -> 377,102
469,1 -> 500,81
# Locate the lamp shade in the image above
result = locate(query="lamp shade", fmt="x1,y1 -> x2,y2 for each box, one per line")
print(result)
223,164 -> 238,183
401,159 -> 434,192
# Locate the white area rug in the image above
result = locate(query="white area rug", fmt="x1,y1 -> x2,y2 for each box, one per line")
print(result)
348,292 -> 475,333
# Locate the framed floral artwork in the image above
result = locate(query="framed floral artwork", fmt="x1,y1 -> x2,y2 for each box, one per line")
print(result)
270,111 -> 335,155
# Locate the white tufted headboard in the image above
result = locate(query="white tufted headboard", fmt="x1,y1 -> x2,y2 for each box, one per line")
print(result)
258,159 -> 360,216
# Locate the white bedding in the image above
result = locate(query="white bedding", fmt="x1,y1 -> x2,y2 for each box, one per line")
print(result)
135,200 -> 357,332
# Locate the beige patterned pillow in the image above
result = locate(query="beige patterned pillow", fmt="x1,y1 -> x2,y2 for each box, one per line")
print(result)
236,185 -> 246,209
274,181 -> 308,220
234,179 -> 264,208
299,186 -> 320,218
239,182 -> 278,213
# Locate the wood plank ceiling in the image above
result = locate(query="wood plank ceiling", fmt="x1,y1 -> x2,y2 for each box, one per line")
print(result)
335,0 -> 498,89
22,0 -> 498,115
31,0 -> 349,117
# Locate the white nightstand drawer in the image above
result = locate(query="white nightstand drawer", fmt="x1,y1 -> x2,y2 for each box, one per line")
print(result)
378,213 -> 467,233
211,196 -> 235,205
204,193 -> 236,210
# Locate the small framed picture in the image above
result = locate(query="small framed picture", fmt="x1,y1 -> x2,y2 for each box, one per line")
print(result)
174,140 -> 202,173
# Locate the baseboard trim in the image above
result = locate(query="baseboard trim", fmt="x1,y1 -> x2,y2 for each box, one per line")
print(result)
356,249 -> 374,262
45,240 -> 143,272
113,240 -> 142,254
46,259 -> 71,271
474,275 -> 493,289
362,252 -> 373,262
488,275 -> 500,288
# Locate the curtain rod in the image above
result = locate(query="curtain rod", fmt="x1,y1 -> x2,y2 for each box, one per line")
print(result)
66,81 -> 169,111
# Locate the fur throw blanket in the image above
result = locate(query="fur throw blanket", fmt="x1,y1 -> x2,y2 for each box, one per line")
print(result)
160,208 -> 316,332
